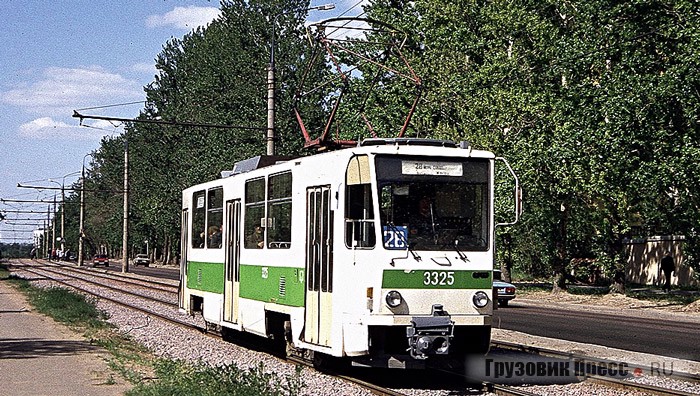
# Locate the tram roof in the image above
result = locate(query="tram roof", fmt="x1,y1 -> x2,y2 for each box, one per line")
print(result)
192,138 -> 495,191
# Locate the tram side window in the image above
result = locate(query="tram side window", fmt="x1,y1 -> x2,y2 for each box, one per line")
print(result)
345,155 -> 376,248
267,172 -> 292,249
192,190 -> 206,248
244,178 -> 266,249
206,188 -> 223,249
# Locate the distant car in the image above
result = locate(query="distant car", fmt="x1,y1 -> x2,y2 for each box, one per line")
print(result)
493,269 -> 516,307
133,254 -> 150,267
92,254 -> 109,267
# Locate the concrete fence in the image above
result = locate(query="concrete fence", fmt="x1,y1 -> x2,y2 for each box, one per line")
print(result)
624,235 -> 699,287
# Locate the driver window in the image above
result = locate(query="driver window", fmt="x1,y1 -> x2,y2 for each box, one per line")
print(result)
345,155 -> 375,248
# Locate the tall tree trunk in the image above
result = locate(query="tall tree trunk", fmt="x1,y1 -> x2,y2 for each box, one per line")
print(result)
552,205 -> 568,293
163,234 -> 171,265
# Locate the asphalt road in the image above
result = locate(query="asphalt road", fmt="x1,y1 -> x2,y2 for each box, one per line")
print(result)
493,303 -> 700,362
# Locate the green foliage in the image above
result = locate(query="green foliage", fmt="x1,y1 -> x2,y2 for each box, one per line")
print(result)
126,360 -> 304,396
0,243 -> 33,258
364,0 -> 700,286
75,0 -> 700,286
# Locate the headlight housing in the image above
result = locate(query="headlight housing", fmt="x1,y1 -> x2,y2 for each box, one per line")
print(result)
385,290 -> 403,307
472,291 -> 490,308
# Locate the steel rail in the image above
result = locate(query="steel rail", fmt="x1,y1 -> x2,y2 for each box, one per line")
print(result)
492,340 -> 700,393
10,259 -> 411,396
11,261 -> 176,306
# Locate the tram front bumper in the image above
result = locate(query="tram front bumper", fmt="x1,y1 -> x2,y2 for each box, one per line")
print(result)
406,304 -> 454,360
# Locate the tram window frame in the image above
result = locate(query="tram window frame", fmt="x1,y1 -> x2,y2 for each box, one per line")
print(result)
344,155 -> 376,249
191,190 -> 206,249
267,171 -> 292,249
206,187 -> 223,249
244,177 -> 266,249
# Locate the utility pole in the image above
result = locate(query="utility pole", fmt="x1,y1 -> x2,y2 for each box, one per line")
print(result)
78,176 -> 85,266
267,4 -> 335,155
51,195 -> 56,258
45,208 -> 50,259
78,154 -> 92,267
122,139 -> 129,273
60,183 -> 65,253
266,57 -> 276,155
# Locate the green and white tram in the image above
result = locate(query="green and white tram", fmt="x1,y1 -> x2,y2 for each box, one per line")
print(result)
179,138 -> 519,368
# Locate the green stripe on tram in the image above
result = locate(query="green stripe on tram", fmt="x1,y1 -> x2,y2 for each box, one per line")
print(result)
382,269 -> 492,289
186,261 -> 224,293
186,262 -> 306,307
239,264 -> 305,307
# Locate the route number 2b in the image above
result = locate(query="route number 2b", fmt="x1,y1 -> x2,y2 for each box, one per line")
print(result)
423,271 -> 455,286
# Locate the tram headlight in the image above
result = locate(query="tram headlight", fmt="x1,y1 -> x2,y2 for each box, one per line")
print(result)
472,291 -> 490,308
385,290 -> 403,308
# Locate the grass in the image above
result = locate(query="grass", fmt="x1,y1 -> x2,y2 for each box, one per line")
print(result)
0,264 -> 304,396
627,289 -> 700,306
126,360 -> 304,396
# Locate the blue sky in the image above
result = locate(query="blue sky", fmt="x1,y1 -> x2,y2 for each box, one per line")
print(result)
0,0 -> 361,243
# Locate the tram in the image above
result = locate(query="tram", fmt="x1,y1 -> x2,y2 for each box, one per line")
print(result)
179,137 -> 520,368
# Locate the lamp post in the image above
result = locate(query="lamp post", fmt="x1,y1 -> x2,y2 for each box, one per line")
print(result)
267,3 -> 335,155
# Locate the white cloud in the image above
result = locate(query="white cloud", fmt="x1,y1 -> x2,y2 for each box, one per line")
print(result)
0,66 -> 143,117
146,6 -> 220,30
131,62 -> 157,75
19,117 -> 122,141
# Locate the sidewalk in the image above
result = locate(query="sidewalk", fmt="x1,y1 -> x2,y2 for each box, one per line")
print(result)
0,279 -> 130,396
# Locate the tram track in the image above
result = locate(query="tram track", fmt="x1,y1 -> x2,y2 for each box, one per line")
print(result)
15,259 -> 178,292
11,260 -> 537,396
13,259 -> 697,395
11,259 -> 177,306
491,340 -> 700,395
9,259 -> 416,396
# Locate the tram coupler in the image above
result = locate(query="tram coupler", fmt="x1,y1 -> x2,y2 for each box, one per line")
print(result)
406,304 -> 454,360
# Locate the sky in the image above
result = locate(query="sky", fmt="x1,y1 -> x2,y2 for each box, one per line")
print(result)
0,0 -> 362,244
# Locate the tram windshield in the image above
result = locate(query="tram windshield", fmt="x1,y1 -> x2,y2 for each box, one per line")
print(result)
376,156 -> 490,252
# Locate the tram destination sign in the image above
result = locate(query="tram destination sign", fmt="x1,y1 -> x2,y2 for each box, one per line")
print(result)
401,160 -> 463,177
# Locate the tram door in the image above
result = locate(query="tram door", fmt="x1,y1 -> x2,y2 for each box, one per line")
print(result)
304,186 -> 334,346
179,209 -> 189,310
223,199 -> 241,323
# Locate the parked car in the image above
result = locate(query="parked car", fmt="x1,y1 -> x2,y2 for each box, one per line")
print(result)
92,254 -> 109,267
133,254 -> 150,267
493,269 -> 516,307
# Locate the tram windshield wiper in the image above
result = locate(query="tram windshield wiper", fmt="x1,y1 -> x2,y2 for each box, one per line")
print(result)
387,222 -> 421,262
453,241 -> 468,261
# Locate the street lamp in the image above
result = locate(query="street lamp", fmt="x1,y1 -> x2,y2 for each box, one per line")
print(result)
267,3 -> 335,155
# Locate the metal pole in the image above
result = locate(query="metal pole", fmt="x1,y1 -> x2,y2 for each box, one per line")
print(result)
122,139 -> 129,273
265,4 -> 334,156
266,62 -> 276,155
45,207 -> 49,259
78,154 -> 92,267
60,183 -> 65,253
51,196 -> 56,259
78,170 -> 85,266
